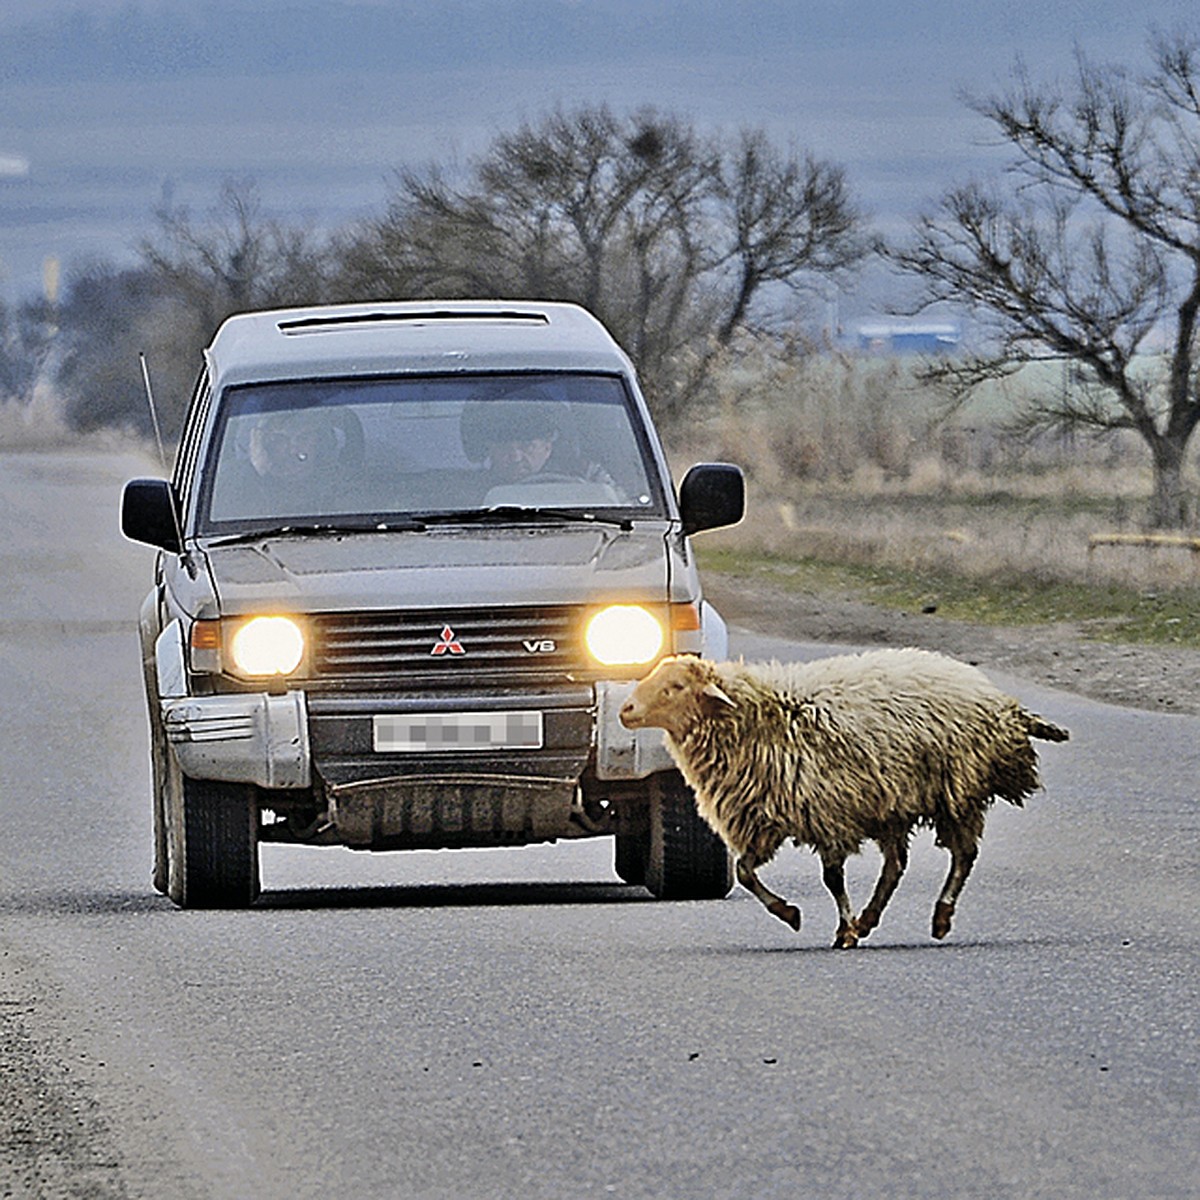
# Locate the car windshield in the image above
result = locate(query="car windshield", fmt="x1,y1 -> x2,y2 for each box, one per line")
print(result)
197,372 -> 667,533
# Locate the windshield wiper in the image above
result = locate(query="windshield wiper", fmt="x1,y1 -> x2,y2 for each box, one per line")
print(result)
205,507 -> 637,546
417,506 -> 634,531
205,518 -> 427,547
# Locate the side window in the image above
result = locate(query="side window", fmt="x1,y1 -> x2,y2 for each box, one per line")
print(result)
172,368 -> 213,523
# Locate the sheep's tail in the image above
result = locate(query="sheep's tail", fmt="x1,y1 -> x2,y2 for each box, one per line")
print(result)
1024,711 -> 1070,742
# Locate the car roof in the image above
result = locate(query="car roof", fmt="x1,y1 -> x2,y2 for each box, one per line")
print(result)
206,300 -> 636,388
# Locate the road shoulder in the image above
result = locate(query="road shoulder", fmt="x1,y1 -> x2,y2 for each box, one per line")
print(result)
0,947 -> 129,1199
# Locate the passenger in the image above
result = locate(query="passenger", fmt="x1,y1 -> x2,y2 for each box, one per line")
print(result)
247,408 -> 338,483
216,407 -> 341,519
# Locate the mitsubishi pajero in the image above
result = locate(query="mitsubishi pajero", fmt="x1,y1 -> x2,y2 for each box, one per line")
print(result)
121,301 -> 744,907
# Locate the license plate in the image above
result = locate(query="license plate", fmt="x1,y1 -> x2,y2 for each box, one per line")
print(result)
373,711 -> 544,752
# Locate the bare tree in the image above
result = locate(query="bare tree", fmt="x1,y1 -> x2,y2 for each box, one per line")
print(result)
335,107 -> 717,415
141,177 -> 331,340
333,105 -> 864,422
42,180 -> 332,438
130,177 -> 334,434
713,127 -> 864,344
888,28 -> 1200,527
53,263 -> 169,433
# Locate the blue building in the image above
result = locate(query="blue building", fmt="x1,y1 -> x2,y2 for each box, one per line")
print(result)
856,321 -> 961,355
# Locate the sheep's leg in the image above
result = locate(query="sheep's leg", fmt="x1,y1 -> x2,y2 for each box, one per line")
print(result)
819,852 -> 859,949
932,824 -> 980,940
854,831 -> 910,941
735,853 -> 801,932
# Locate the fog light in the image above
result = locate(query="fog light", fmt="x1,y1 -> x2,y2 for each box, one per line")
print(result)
585,605 -> 664,666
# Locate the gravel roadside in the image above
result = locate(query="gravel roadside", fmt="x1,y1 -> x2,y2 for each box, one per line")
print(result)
703,570 -> 1200,717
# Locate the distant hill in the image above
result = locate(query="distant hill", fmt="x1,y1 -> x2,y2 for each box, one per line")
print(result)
0,0 -> 1170,84
0,0 -> 1191,307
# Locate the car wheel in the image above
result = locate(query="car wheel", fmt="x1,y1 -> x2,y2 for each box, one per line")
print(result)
148,703 -> 171,895
644,771 -> 733,901
165,762 -> 261,909
141,645 -> 171,895
614,829 -> 649,885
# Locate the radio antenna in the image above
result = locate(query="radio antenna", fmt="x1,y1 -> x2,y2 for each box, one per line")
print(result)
138,352 -> 186,556
139,352 -> 170,473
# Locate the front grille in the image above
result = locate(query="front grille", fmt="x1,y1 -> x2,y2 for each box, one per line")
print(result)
310,607 -> 586,682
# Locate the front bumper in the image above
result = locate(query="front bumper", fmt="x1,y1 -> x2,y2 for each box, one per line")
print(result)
162,690 -> 311,789
160,678 -> 673,793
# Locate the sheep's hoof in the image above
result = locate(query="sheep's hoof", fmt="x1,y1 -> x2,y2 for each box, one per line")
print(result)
768,900 -> 801,932
832,924 -> 859,949
931,901 -> 954,940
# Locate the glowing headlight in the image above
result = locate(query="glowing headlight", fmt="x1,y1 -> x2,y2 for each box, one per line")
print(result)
585,605 -> 664,667
229,616 -> 305,677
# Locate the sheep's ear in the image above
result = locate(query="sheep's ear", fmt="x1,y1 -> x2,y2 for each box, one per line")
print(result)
702,681 -> 736,708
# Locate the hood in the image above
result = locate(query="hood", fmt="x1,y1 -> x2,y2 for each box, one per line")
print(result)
201,523 -> 680,614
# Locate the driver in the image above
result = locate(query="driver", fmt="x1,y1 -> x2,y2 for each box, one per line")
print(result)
464,395 -> 619,492
483,407 -> 560,484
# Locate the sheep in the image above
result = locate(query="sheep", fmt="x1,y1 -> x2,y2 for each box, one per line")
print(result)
619,648 -> 1068,947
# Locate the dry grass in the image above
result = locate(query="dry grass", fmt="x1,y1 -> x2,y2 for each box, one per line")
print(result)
668,342 -> 1200,600
696,491 -> 1200,593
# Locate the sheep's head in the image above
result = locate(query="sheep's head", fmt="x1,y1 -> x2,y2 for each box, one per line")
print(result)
619,655 -> 735,740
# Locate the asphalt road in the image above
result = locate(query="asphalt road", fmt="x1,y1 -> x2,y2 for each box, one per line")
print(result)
1,448 -> 1197,1200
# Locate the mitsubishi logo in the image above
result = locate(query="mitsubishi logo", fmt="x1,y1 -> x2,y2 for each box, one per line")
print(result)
431,625 -> 465,656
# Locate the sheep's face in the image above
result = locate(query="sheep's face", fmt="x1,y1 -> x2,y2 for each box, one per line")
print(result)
619,656 -> 734,740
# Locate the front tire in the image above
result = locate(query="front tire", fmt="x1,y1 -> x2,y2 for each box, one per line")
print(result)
644,771 -> 733,901
140,641 -> 171,895
614,829 -> 649,885
166,762 -> 261,909
148,704 -> 171,895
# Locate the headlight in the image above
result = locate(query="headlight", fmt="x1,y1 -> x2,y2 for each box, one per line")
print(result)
228,616 -> 305,677
585,605 -> 664,666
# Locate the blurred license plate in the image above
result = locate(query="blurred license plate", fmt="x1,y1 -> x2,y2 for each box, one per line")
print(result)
373,711 -> 544,752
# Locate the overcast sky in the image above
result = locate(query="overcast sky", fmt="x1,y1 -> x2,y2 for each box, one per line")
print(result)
2,0 -> 1197,315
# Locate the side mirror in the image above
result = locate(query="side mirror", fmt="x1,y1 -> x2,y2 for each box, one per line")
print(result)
679,462 -> 745,536
121,478 -> 181,553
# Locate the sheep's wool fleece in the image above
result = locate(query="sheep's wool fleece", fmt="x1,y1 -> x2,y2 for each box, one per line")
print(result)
666,648 -> 1050,863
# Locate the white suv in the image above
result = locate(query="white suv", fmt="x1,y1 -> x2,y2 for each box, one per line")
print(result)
122,300 -> 744,908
